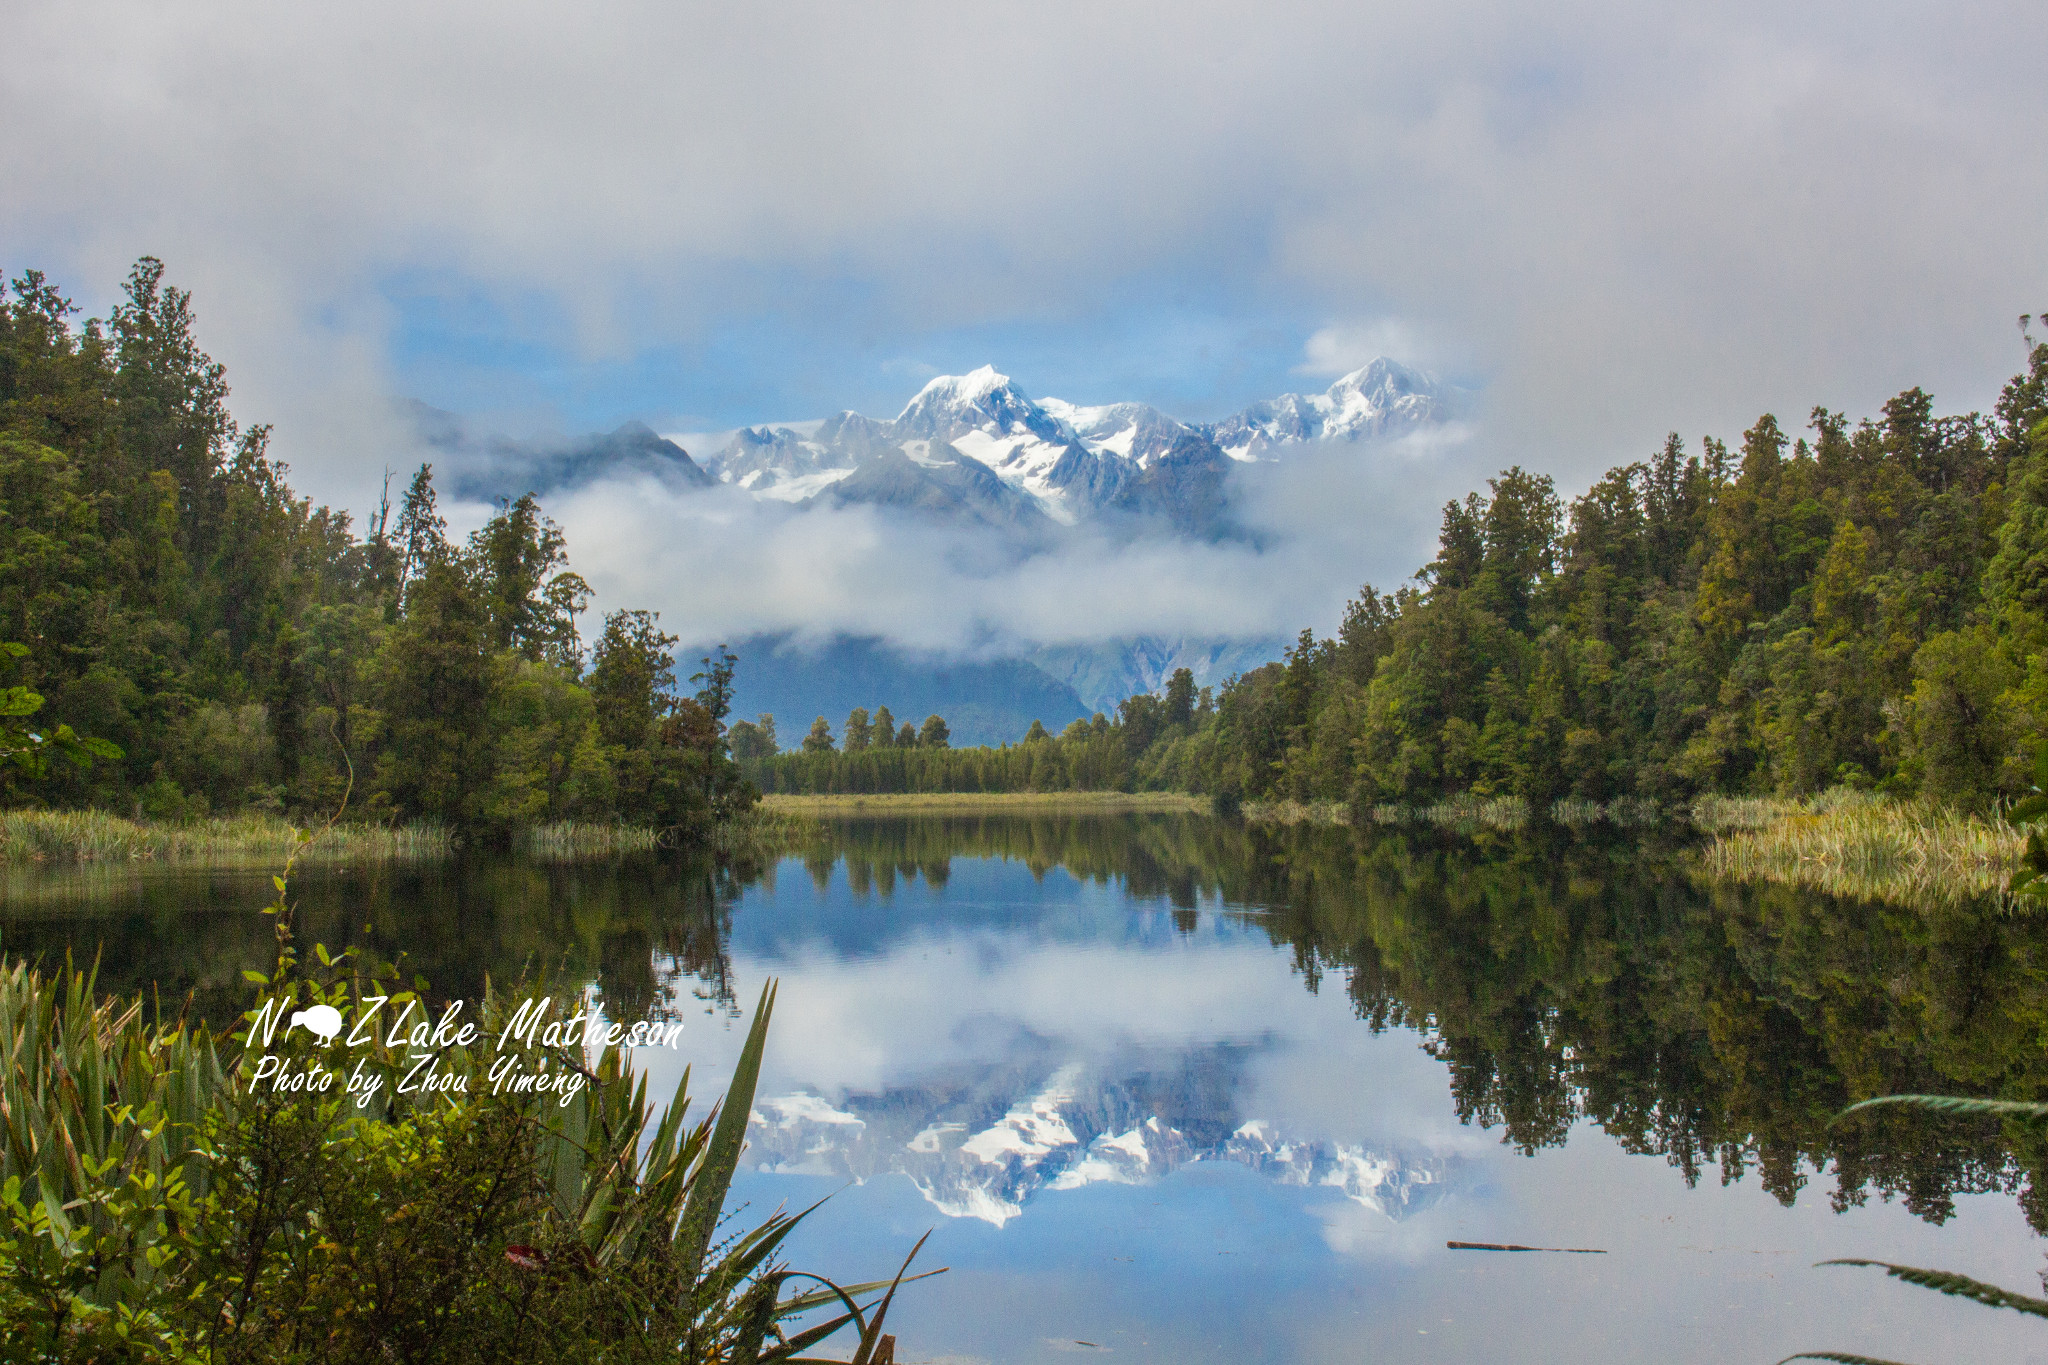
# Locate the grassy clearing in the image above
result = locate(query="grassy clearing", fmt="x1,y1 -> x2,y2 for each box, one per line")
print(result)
1696,789 -> 2021,907
0,809 -> 448,866
759,790 -> 1207,815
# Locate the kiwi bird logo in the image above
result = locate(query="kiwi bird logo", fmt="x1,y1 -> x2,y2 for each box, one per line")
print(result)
290,1004 -> 345,1045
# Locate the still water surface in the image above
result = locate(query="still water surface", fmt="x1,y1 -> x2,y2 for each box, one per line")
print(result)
3,813 -> 2043,1362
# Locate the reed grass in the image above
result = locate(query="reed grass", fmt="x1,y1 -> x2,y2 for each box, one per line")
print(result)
517,821 -> 664,859
1241,799 -> 1351,826
0,809 -> 448,866
1549,795 -> 1665,827
711,805 -> 819,856
1697,792 -> 2021,908
1368,794 -> 1532,831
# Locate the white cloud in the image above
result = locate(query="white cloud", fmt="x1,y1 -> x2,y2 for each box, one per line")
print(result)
545,419 -> 1483,656
6,0 -> 2044,517
1296,320 -> 1444,377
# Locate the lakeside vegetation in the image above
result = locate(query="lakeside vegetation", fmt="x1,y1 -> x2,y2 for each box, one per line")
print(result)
1698,791 -> 2022,908
22,807 -> 2043,1233
0,808 -> 450,865
0,807 -> 813,871
1,261 -> 755,846
0,936 -> 927,1360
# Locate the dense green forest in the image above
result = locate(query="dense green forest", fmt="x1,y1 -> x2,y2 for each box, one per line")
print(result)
750,335 -> 2048,809
0,261 -> 750,837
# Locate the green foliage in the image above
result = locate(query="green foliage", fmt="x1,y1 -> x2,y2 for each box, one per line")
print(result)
0,930 -> 934,1361
0,263 -> 754,844
748,337 -> 2048,815
1,643 -> 123,786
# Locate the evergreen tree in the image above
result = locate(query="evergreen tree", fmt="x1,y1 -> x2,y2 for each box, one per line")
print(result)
393,463 -> 446,591
468,493 -> 591,669
369,557 -> 494,826
1164,668 -> 1196,729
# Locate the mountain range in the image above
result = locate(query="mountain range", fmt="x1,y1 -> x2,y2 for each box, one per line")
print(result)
696,357 -> 1460,536
417,359 -> 1464,740
432,356 -> 1461,535
745,1049 -> 1456,1228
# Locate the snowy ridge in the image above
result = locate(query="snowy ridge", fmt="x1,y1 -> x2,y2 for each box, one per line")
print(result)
692,357 -> 1462,523
744,1060 -> 1456,1228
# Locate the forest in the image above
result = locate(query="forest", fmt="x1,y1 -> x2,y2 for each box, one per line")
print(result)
749,331 -> 2048,810
0,261 -> 751,838
13,256 -> 2048,823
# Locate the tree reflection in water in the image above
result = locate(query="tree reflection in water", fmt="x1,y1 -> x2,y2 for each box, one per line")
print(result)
5,811 -> 2041,1227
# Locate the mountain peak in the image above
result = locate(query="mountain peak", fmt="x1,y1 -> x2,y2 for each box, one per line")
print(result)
1326,356 -> 1432,400
900,365 -> 1014,415
893,365 -> 1066,446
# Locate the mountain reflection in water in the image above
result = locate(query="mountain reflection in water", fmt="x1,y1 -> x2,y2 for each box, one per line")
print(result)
747,1051 -> 1453,1226
5,811 -> 2044,1361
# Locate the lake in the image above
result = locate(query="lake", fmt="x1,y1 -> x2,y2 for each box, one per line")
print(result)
3,812 -> 2043,1363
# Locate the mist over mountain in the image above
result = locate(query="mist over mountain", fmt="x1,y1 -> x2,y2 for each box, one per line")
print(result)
694,356 -> 1463,537
418,360 -> 1471,744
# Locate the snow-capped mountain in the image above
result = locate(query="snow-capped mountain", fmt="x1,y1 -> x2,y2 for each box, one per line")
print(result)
745,1055 -> 1456,1228
693,357 -> 1461,533
1211,358 -> 1450,459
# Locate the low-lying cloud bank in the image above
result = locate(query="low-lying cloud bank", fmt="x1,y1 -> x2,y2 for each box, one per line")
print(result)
492,424 -> 1490,657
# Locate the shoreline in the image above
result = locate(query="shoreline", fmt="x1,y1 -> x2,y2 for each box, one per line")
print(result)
760,791 -> 1207,815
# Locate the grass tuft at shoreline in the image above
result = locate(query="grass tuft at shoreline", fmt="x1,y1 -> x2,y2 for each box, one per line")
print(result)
1,807 -> 820,868
1694,789 -> 2021,907
0,809 -> 448,866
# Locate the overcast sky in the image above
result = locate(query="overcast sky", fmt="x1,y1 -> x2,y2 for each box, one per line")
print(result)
7,0 -> 2047,643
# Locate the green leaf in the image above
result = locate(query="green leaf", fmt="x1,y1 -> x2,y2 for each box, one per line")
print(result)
850,1230 -> 933,1365
677,979 -> 777,1300
1836,1094 -> 2048,1124
1819,1258 -> 2048,1319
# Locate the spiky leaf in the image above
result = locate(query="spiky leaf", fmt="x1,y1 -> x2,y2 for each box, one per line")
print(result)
1820,1258 -> 2048,1318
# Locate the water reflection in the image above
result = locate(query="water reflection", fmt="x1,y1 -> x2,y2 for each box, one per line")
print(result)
3,813 -> 2038,1227
5,812 -> 2046,1360
748,1046 -> 1453,1227
735,813 -> 2041,1231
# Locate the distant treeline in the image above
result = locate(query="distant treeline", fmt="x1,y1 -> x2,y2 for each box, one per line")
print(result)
748,335 -> 2048,809
0,261 -> 750,837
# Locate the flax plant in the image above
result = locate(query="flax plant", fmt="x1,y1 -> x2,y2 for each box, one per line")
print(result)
0,833 -> 935,1361
1777,1094 -> 2048,1364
